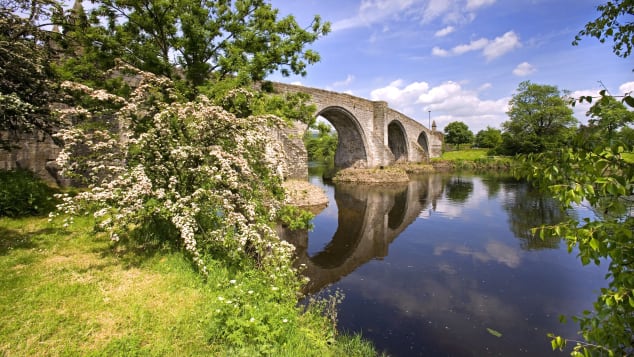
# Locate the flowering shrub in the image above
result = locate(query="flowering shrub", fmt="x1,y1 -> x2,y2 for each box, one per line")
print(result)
53,65 -> 296,274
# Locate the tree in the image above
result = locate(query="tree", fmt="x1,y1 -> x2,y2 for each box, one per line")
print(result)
443,121 -> 473,150
573,0 -> 634,59
305,121 -> 337,163
518,3 -> 634,355
474,126 -> 502,148
83,0 -> 330,87
573,95 -> 634,151
500,81 -> 577,155
0,0 -> 64,145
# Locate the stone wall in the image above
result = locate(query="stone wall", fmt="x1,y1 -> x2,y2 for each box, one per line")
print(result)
268,121 -> 309,179
0,123 -> 308,185
0,130 -> 66,185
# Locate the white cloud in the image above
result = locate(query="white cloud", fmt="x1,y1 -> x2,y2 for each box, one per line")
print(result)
567,81 -> 634,123
567,89 -> 595,121
466,0 -> 496,11
431,46 -> 451,57
434,25 -> 455,37
434,241 -> 521,268
332,74 -> 355,87
619,81 -> 634,94
332,0 -> 418,31
431,31 -> 521,60
333,0 -> 496,32
370,79 -> 430,108
453,37 -> 489,55
512,62 -> 536,76
370,79 -> 509,132
482,31 -> 521,60
422,0 -> 452,23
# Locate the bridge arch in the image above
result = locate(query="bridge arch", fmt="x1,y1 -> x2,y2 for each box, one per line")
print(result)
317,106 -> 369,168
417,131 -> 430,158
387,120 -> 408,162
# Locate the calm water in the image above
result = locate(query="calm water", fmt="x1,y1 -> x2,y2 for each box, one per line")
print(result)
288,171 -> 608,356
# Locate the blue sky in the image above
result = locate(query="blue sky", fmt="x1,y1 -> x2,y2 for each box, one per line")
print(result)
269,0 -> 633,132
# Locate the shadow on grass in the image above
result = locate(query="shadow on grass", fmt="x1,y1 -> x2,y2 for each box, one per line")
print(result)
101,218 -> 189,270
0,226 -> 61,256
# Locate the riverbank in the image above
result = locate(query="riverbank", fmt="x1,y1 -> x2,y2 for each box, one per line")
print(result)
323,155 -> 512,184
283,179 -> 329,214
0,214 -> 377,356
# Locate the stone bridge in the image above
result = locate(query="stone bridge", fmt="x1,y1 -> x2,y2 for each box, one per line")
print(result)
269,82 -> 443,169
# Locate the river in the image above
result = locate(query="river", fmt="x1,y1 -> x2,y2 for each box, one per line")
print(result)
287,170 -> 608,356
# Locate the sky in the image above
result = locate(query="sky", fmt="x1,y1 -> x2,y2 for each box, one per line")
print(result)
268,0 -> 633,132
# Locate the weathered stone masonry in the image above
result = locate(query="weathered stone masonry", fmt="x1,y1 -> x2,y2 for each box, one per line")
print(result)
269,82 -> 443,171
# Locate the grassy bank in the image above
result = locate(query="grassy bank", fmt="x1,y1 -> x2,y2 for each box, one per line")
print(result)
432,149 -> 512,171
0,215 -> 377,356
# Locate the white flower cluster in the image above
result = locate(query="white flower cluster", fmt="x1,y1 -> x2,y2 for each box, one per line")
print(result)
54,66 -> 295,275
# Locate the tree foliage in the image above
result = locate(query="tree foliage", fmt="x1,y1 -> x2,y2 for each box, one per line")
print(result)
474,126 -> 502,148
575,94 -> 634,151
79,0 -> 330,87
517,143 -> 634,356
500,81 -> 577,155
305,121 -> 337,163
0,0 -> 63,143
518,3 -> 634,353
573,0 -> 634,59
443,121 -> 473,150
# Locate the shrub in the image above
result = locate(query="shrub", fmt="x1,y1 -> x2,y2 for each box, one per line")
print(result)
0,169 -> 58,217
53,64 -> 296,275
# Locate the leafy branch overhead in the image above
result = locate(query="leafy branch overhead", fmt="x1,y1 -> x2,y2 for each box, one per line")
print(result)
573,0 -> 634,59
82,0 -> 331,86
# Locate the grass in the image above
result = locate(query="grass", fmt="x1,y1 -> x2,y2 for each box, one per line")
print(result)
439,148 -> 489,161
0,215 -> 378,356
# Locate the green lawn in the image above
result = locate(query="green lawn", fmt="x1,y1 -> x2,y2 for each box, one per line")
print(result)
0,215 -> 377,356
439,148 -> 489,161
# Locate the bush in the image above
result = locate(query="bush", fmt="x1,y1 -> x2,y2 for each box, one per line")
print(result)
0,169 -> 59,217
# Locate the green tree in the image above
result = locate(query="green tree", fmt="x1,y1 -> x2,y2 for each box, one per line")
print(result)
0,0 -> 64,145
84,0 -> 330,87
443,121 -> 473,150
305,121 -> 337,163
474,126 -> 502,148
500,81 -> 577,155
574,95 -> 634,151
518,2 -> 634,354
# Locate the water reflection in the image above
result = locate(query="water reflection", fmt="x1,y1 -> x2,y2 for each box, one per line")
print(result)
281,173 -> 607,356
444,176 -> 474,203
501,181 -> 569,250
283,176 -> 444,294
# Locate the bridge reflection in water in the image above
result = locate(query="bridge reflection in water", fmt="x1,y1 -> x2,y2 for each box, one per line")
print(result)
279,175 -> 444,294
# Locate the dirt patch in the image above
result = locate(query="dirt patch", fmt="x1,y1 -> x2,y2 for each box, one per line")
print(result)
431,160 -> 455,171
332,167 -> 410,183
283,180 -> 329,214
401,164 -> 436,174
